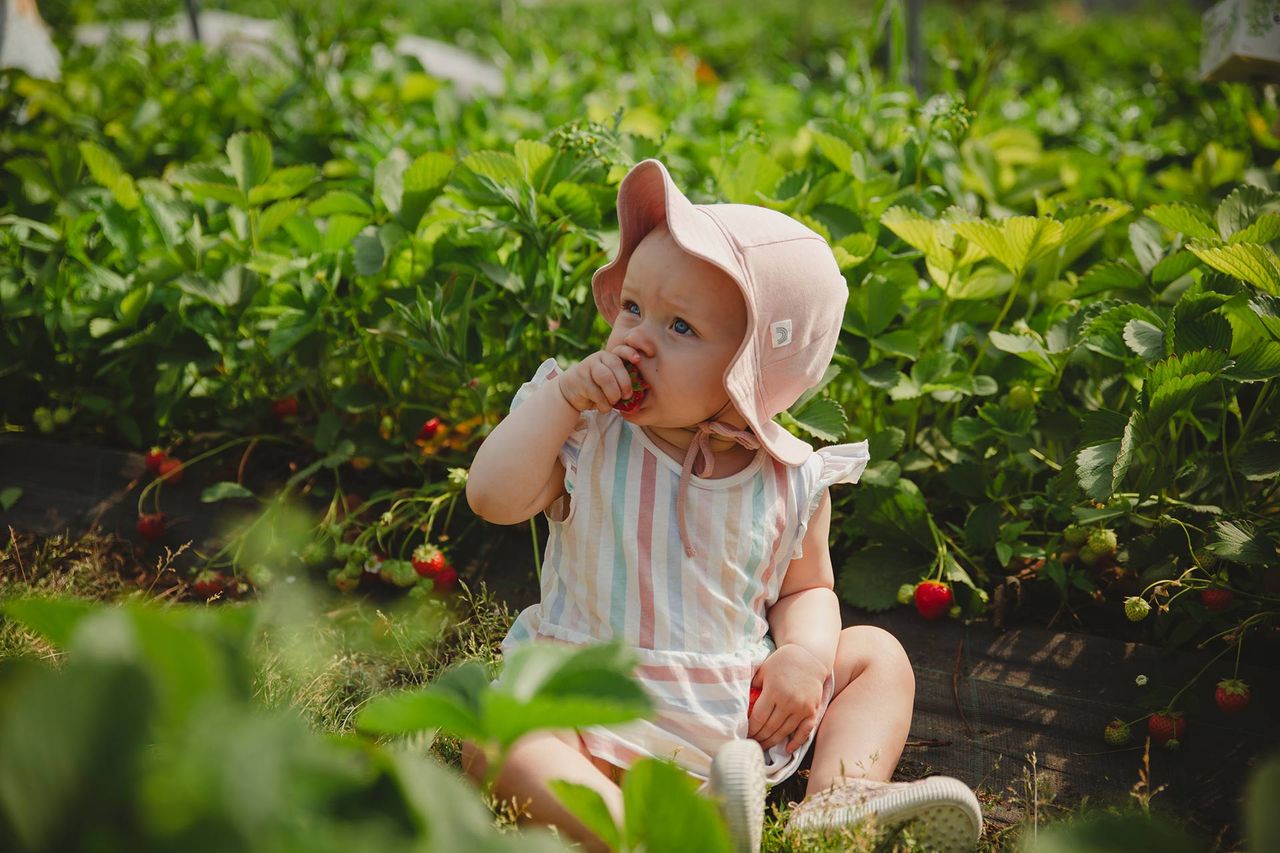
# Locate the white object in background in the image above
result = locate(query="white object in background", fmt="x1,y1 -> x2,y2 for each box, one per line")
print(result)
0,0 -> 62,81
1201,0 -> 1280,83
393,35 -> 504,99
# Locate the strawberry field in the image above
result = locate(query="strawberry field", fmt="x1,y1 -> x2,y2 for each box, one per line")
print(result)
2,0 -> 1280,850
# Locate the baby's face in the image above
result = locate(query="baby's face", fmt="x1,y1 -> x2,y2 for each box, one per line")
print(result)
606,226 -> 748,429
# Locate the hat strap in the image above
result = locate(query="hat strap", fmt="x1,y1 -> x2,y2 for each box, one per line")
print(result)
676,421 -> 761,557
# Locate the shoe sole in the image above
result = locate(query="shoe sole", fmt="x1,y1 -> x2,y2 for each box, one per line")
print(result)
789,775 -> 982,852
709,739 -> 766,853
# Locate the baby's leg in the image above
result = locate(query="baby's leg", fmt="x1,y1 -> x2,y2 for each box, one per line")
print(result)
461,729 -> 624,852
804,625 -> 915,796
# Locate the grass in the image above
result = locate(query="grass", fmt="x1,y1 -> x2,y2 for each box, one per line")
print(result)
0,526 -> 1203,852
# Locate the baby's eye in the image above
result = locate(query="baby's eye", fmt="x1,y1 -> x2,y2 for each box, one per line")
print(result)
622,300 -> 640,316
672,318 -> 695,336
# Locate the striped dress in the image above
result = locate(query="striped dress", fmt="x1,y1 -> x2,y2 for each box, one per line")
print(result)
501,358 -> 871,784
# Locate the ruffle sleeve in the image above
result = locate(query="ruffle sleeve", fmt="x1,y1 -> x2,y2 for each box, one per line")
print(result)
508,358 -> 592,521
792,440 -> 871,559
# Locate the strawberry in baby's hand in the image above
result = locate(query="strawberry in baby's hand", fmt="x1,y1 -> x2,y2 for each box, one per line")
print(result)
748,684 -> 762,717
613,361 -> 648,413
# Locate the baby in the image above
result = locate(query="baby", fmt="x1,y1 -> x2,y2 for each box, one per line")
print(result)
464,159 -> 981,852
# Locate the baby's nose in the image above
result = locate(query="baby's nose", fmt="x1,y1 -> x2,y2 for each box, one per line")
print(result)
623,325 -> 656,355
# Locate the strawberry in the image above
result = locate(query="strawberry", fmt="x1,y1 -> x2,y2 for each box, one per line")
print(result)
417,417 -> 442,441
1062,524 -> 1089,548
896,583 -> 916,606
158,457 -> 184,485
379,559 -> 420,589
412,544 -> 446,577
1200,588 -> 1233,613
913,581 -> 953,621
431,563 -> 458,592
1124,596 -> 1151,622
192,571 -> 224,597
145,447 -> 169,475
136,512 -> 166,542
1079,528 -> 1118,567
1104,719 -> 1131,746
272,396 -> 299,419
748,684 -> 762,717
1147,710 -> 1186,747
613,361 -> 648,413
1215,679 -> 1250,714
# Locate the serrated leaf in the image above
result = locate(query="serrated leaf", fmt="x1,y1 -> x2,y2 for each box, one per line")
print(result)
1229,212 -> 1280,245
1187,242 -> 1280,294
374,149 -> 409,215
1076,440 -> 1121,501
836,546 -> 928,612
870,329 -> 920,360
258,198 -> 305,240
200,482 -> 254,502
811,128 -> 858,174
321,214 -> 369,253
950,215 -> 1065,276
1151,250 -> 1201,285
1172,310 -> 1232,355
226,131 -> 273,193
246,165 -> 316,206
309,191 -> 373,217
1224,339 -> 1280,381
1129,218 -> 1165,275
549,182 -> 600,228
514,138 -> 555,183
1206,520 -> 1276,565
78,142 -> 124,193
881,206 -> 954,265
790,397 -> 847,442
352,231 -> 386,276
1075,260 -> 1145,297
1112,411 -> 1143,492
1123,319 -> 1166,360
1217,185 -> 1276,240
1236,441 -> 1280,481
987,330 -> 1056,372
399,151 -> 454,230
464,150 -> 524,191
867,426 -> 906,460
1144,202 -> 1218,242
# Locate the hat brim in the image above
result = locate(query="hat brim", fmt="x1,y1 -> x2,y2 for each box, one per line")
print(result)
591,160 -> 813,468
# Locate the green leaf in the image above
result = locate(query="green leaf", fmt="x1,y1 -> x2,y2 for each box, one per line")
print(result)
881,206 -> 955,266
987,330 -> 1056,372
1123,319 -> 1166,360
246,165 -> 316,206
78,142 -> 124,192
1146,349 -> 1231,429
549,181 -> 601,228
352,231 -> 386,276
950,214 -> 1065,277
870,329 -> 920,359
1244,757 -> 1280,853
837,546 -> 928,612
463,150 -> 524,193
200,482 -> 254,502
225,131 -> 273,194
258,198 -> 305,240
811,127 -> 858,174
0,486 -> 22,510
399,151 -> 454,230
1187,242 -> 1280,294
1129,219 -> 1165,275
1216,185 -> 1276,240
1075,260 -> 1145,297
1229,212 -> 1280,245
1076,440 -> 1120,502
1151,250 -> 1201,285
358,660 -> 490,738
622,759 -> 732,853
1224,339 -> 1280,381
0,598 -> 96,647
308,190 -> 374,217
715,146 -> 785,204
867,426 -> 906,461
374,149 -> 410,215
1206,520 -> 1276,565
788,397 -> 847,442
1144,202 -> 1218,242
550,782 -> 623,851
1236,441 -> 1280,481
321,214 -> 369,253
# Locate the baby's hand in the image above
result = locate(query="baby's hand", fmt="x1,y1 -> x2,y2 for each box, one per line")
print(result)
556,347 -> 642,414
748,644 -> 828,753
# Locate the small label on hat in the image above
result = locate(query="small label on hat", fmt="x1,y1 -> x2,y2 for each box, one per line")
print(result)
771,319 -> 793,348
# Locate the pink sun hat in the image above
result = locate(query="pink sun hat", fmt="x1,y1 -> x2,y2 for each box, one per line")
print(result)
591,159 -> 850,467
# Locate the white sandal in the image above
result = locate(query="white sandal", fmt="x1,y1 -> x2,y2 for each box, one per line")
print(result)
786,775 -> 983,851
708,739 -> 767,853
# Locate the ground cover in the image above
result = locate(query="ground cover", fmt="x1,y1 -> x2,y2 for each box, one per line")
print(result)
2,0 -> 1279,849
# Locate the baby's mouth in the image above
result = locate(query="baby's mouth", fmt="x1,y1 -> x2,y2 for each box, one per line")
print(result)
613,362 -> 650,413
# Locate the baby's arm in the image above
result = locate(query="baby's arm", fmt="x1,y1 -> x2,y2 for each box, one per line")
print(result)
467,347 -> 640,525
751,490 -> 842,751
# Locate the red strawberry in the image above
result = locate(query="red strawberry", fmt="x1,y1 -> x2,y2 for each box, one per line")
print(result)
412,544 -> 447,577
192,571 -> 225,597
1215,679 -> 1250,714
417,417 -> 442,441
913,581 -> 953,621
1147,710 -> 1186,747
136,512 -> 166,542
272,396 -> 299,419
431,563 -> 458,592
748,684 -> 762,717
145,447 -> 169,475
158,457 -> 184,485
613,362 -> 648,413
1200,588 -> 1233,613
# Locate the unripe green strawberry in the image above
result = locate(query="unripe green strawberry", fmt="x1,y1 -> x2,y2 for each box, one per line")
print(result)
897,583 -> 916,606
1062,524 -> 1089,548
1124,596 -> 1151,622
1086,528 -> 1117,555
1104,719 -> 1131,746
379,559 -> 419,588
1005,383 -> 1037,411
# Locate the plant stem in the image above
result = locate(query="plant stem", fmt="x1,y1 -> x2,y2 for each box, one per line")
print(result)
969,266 -> 1024,374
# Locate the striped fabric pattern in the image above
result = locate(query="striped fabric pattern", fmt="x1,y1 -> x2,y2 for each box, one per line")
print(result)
502,358 -> 870,783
